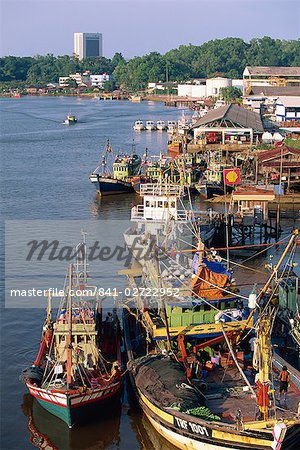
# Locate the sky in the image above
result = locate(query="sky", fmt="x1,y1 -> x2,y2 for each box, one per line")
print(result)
0,0 -> 299,58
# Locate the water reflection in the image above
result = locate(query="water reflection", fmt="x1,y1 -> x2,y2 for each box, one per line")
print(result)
22,394 -> 121,450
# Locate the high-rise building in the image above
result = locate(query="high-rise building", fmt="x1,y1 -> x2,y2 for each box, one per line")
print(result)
74,33 -> 103,60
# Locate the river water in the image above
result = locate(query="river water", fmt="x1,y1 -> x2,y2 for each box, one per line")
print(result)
0,96 -> 299,450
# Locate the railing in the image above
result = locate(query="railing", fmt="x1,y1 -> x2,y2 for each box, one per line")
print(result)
140,183 -> 184,196
131,205 -> 219,222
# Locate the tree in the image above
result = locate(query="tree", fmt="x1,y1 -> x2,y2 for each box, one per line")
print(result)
0,37 -> 299,89
111,52 -> 126,69
102,80 -> 115,92
219,86 -> 242,102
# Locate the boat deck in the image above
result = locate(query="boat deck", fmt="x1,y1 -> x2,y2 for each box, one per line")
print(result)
203,366 -> 300,424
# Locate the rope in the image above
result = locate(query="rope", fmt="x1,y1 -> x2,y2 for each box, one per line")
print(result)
159,247 -> 249,301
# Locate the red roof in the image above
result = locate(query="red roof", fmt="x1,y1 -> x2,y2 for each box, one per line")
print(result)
262,161 -> 300,168
258,146 -> 300,162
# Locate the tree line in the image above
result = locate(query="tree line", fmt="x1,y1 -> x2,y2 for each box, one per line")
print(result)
0,37 -> 299,91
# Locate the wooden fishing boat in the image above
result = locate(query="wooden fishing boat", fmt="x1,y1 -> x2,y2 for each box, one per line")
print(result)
131,154 -> 205,195
20,236 -> 122,428
122,210 -> 300,449
89,140 -> 141,196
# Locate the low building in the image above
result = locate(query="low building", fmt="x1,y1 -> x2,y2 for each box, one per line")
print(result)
58,72 -> 112,88
192,103 -> 264,146
90,73 -> 111,87
69,72 -> 91,87
275,96 -> 300,122
257,145 -> 300,190
147,81 -> 178,93
178,77 -> 242,98
243,66 -> 300,96
59,77 -> 70,87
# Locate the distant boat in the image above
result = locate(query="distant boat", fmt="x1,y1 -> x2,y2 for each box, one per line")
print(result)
146,121 -> 156,131
130,95 -> 142,103
133,120 -> 145,131
156,120 -> 166,131
63,114 -> 77,125
11,91 -> 22,98
167,120 -> 177,133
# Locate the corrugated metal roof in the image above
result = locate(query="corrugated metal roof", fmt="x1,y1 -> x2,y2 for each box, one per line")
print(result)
249,86 -> 300,97
258,146 -> 300,162
192,104 -> 264,132
277,96 -> 300,107
245,66 -> 300,77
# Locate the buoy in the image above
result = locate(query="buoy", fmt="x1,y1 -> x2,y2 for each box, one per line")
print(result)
248,293 -> 257,309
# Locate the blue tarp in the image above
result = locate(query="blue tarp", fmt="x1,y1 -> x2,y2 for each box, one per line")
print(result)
202,257 -> 231,280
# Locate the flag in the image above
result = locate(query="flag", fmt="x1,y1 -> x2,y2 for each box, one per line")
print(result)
223,168 -> 241,186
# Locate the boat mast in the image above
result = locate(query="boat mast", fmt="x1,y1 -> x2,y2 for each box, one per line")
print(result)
256,315 -> 272,421
75,231 -> 88,289
223,171 -> 230,269
155,248 -> 172,352
239,229 -> 299,339
66,263 -> 73,389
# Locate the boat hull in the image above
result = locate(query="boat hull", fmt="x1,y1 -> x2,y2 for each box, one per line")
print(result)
196,184 -> 224,199
90,175 -> 135,196
123,310 -> 300,450
27,382 -> 121,428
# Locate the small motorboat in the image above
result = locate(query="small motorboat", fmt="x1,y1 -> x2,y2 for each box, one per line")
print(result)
156,120 -> 166,131
63,114 -> 77,125
133,120 -> 145,131
167,120 -> 177,133
146,120 -> 156,131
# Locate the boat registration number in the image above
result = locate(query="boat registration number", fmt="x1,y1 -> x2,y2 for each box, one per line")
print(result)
174,417 -> 211,437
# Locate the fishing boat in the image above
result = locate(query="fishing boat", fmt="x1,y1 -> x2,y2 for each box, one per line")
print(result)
131,153 -> 205,195
124,183 -> 218,266
122,193 -> 300,450
20,235 -> 122,428
133,120 -> 145,131
63,114 -> 77,125
146,121 -> 156,131
156,120 -> 166,131
195,162 -> 234,199
89,140 -> 141,196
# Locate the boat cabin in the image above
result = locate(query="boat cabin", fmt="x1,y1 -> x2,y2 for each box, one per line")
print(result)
131,184 -> 183,221
54,314 -> 97,366
113,155 -> 141,180
278,275 -> 298,315
165,297 -> 241,328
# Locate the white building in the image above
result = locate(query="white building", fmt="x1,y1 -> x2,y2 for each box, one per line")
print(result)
276,96 -> 300,122
59,77 -> 71,87
59,72 -> 111,88
74,33 -> 103,60
177,77 -> 242,98
90,73 -> 111,87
